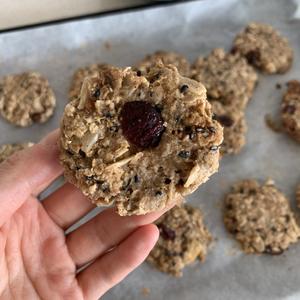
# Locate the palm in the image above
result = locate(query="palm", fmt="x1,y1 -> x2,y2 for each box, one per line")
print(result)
0,131 -> 162,300
1,196 -> 82,299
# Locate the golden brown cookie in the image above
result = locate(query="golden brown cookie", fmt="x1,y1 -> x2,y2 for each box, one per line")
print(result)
224,179 -> 300,254
211,101 -> 247,155
232,22 -> 293,74
147,205 -> 212,277
136,51 -> 191,77
281,80 -> 300,142
60,64 -> 223,216
191,48 -> 257,110
0,72 -> 56,127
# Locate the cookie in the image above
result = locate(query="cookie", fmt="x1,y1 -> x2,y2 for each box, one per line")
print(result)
224,179 -> 300,254
136,51 -> 191,77
191,48 -> 257,110
281,80 -> 300,142
297,184 -> 300,208
147,204 -> 212,277
0,72 -> 56,127
0,142 -> 34,163
60,64 -> 223,216
211,101 -> 247,155
232,22 -> 293,74
69,64 -> 111,100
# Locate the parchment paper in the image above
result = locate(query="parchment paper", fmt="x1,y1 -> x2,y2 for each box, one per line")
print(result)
0,1 -> 300,299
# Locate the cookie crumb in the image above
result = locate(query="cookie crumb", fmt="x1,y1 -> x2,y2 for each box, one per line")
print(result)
264,114 -> 282,133
104,41 -> 111,50
276,83 -> 282,89
141,287 -> 150,297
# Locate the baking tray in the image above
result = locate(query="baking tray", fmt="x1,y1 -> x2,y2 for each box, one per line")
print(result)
0,1 -> 300,299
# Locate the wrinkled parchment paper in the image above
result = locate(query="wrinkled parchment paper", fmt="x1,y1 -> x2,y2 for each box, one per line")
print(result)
0,1 -> 300,299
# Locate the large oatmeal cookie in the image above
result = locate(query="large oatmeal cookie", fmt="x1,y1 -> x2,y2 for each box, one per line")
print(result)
0,72 -> 56,127
281,80 -> 300,143
191,48 -> 257,110
224,179 -> 300,254
147,204 -> 212,277
232,22 -> 293,74
60,64 -> 223,216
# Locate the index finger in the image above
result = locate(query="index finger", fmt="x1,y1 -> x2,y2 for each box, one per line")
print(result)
0,129 -> 63,226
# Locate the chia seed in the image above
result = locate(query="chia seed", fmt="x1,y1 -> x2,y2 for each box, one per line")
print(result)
180,84 -> 189,93
178,150 -> 191,159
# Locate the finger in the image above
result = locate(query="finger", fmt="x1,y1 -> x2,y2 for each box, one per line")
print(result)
78,224 -> 158,300
0,129 -> 63,227
67,203 -> 174,267
42,182 -> 95,229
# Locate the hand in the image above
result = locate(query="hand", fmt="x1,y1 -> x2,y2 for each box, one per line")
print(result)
0,130 -> 167,300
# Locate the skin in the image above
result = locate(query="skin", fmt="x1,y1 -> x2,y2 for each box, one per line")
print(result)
0,130 -> 171,300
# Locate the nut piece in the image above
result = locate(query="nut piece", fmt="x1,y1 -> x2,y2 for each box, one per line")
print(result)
0,72 -> 56,127
224,179 -> 300,254
147,205 -> 212,277
232,22 -> 293,74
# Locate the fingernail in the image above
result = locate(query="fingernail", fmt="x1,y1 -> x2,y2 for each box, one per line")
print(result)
39,129 -> 60,147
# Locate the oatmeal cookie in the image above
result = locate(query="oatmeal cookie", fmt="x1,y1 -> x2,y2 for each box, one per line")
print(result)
147,204 -> 212,277
232,22 -> 293,74
224,179 -> 300,254
0,72 -> 56,127
69,64 -> 111,100
211,101 -> 247,155
281,80 -> 300,142
60,64 -> 223,216
0,142 -> 34,163
136,51 -> 191,77
191,48 -> 257,110
297,184 -> 300,208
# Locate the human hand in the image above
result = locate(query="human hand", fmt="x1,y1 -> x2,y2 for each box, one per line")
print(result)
0,130 -> 168,300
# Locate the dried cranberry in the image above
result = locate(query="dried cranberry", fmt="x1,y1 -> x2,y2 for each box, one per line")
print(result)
245,49 -> 261,65
283,104 -> 296,114
120,101 -> 165,148
215,114 -> 234,127
158,224 -> 176,240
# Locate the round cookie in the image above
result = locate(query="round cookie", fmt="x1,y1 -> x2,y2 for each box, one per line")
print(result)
232,22 -> 293,74
281,80 -> 300,143
147,204 -> 212,277
60,64 -> 223,216
296,184 -> 300,208
224,179 -> 300,254
0,72 -> 56,127
0,142 -> 34,163
136,51 -> 191,77
191,48 -> 258,110
211,101 -> 247,155
69,64 -> 111,101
